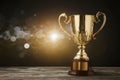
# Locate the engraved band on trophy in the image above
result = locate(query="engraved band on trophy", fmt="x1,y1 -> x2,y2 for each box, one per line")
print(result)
58,11 -> 106,76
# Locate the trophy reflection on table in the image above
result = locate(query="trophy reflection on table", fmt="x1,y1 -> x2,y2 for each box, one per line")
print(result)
58,11 -> 106,76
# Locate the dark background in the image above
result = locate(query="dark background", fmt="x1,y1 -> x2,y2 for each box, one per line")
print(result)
0,0 -> 119,67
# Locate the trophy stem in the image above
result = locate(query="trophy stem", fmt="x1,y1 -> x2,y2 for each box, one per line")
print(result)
68,45 -> 94,76
78,45 -> 86,59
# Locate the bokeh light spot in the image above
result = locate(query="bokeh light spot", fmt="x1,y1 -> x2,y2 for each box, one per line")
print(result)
24,43 -> 30,49
10,36 -> 16,42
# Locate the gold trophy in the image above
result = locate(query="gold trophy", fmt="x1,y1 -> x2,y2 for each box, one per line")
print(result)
58,11 -> 106,76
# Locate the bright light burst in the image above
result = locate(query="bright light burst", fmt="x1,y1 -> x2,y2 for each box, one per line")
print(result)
50,33 -> 58,41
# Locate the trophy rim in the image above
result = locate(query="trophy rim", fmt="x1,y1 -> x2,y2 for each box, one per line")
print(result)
70,14 -> 95,16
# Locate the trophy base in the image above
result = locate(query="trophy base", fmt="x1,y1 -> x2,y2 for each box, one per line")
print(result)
68,67 -> 94,76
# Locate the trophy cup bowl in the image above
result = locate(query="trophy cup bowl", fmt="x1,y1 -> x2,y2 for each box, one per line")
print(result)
58,11 -> 106,76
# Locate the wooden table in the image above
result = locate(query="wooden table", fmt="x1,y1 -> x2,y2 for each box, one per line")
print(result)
0,67 -> 120,80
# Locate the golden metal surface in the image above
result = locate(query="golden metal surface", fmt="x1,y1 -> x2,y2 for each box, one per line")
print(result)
58,11 -> 106,76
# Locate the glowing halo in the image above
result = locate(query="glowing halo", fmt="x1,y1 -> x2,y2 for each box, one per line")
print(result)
50,33 -> 58,41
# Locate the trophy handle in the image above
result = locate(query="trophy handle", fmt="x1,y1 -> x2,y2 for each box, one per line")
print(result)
58,13 -> 72,37
93,11 -> 106,39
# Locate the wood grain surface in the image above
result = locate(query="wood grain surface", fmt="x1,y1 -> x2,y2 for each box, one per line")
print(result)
0,67 -> 120,80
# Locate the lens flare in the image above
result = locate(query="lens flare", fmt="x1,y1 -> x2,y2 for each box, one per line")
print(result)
50,33 -> 58,41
